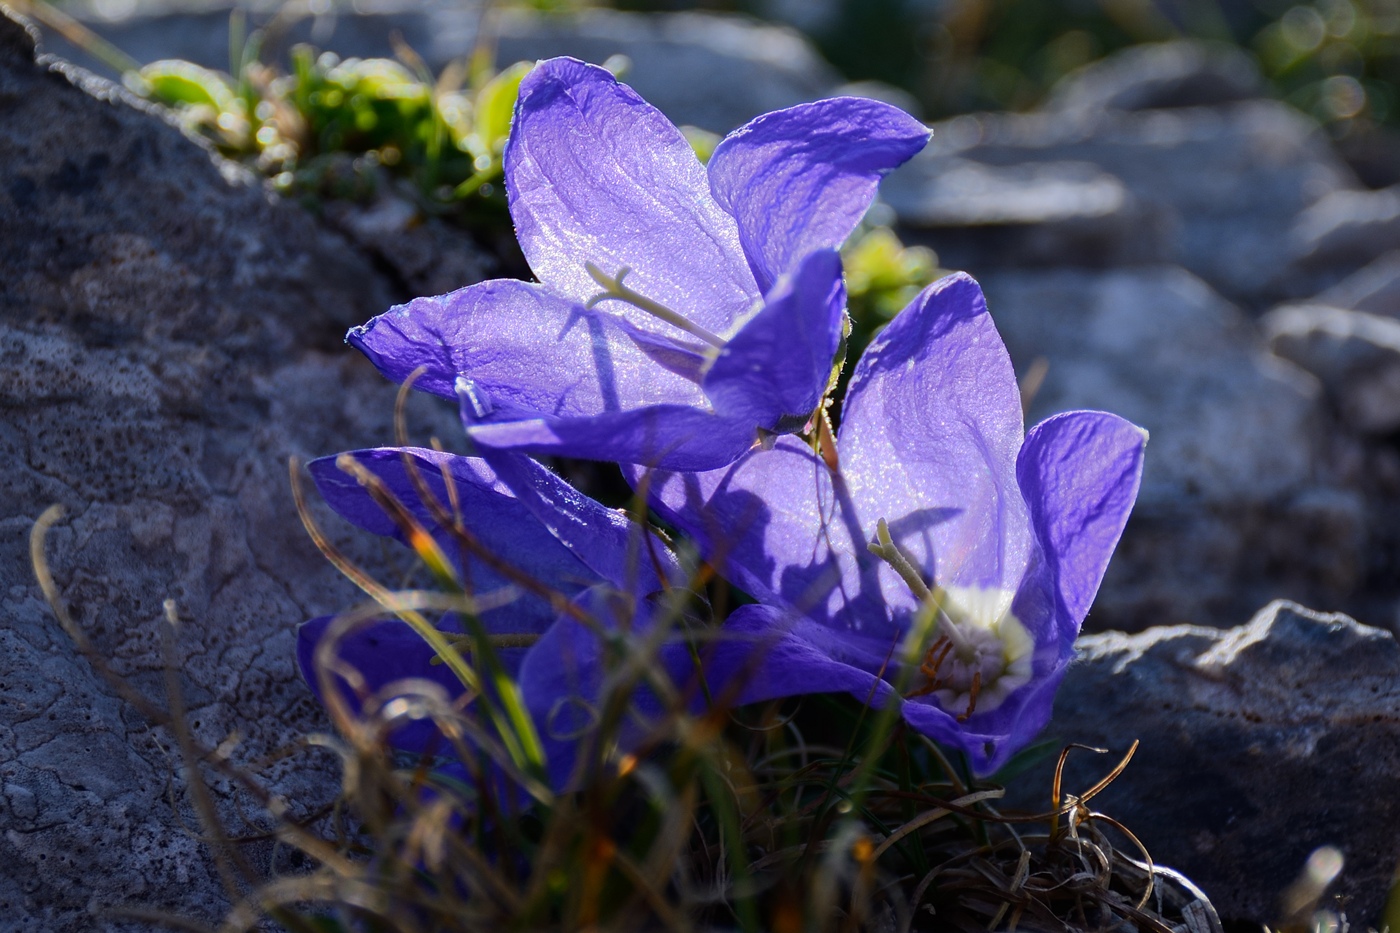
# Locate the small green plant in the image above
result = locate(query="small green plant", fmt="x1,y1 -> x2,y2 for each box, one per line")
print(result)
842,225 -> 939,325
132,34 -> 534,222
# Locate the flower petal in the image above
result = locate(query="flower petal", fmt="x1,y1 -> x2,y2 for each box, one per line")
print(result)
296,615 -> 478,756
683,603 -> 900,711
839,273 -> 1031,599
309,447 -> 599,636
463,441 -> 682,594
901,660 -> 1069,776
708,97 -> 930,291
646,437 -> 890,635
506,57 -> 757,335
465,404 -> 758,472
517,586 -> 671,792
703,249 -> 846,428
347,279 -> 704,417
1016,410 -> 1147,628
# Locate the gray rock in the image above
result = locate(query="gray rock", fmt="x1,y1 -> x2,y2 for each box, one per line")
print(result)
882,155 -> 1168,269
981,267 -> 1357,630
1290,186 -> 1400,274
893,101 -> 1352,307
43,3 -> 840,134
1263,303 -> 1400,434
1042,40 -> 1266,115
1314,250 -> 1400,318
1011,601 -> 1400,927
986,267 -> 1319,509
484,10 -> 842,132
885,157 -> 1130,228
0,12 -> 457,929
321,195 -> 492,298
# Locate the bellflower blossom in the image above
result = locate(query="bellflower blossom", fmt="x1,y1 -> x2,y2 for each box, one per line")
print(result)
646,273 -> 1147,774
296,446 -> 679,790
347,57 -> 930,471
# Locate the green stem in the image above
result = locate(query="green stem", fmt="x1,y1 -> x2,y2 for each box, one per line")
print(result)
584,262 -> 725,349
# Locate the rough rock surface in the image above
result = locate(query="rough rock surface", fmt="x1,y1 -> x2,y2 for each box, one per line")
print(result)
1264,304 -> 1400,435
1009,601 -> 1400,926
0,12 -> 460,929
980,268 -> 1362,630
46,3 -> 841,133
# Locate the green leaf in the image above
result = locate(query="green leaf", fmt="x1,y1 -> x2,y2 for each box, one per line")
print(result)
475,61 -> 534,154
680,125 -> 720,164
138,60 -> 235,110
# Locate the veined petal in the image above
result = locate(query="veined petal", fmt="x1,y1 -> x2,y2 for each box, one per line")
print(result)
348,279 -> 704,418
840,273 -> 1031,601
309,447 -> 600,636
465,404 -> 758,472
708,97 -> 930,291
1016,411 -> 1147,630
646,437 -> 890,634
463,437 -> 682,595
506,57 -> 757,335
703,249 -> 846,429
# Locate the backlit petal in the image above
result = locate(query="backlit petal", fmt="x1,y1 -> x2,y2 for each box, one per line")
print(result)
839,273 -> 1031,601
703,249 -> 846,428
348,279 -> 704,418
1016,411 -> 1147,630
465,404 -> 757,472
309,447 -> 598,636
708,97 -> 930,291
506,57 -> 757,335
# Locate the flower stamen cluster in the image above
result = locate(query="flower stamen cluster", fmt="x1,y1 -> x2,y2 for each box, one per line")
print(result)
869,517 -> 1034,720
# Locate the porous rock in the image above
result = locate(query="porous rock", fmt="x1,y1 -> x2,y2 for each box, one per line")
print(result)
1011,601 -> 1400,926
981,267 -> 1356,630
1264,303 -> 1400,434
0,11 -> 457,929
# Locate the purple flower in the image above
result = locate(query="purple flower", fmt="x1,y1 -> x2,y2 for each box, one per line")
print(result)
296,446 -> 679,790
647,273 -> 1147,774
347,57 -> 930,471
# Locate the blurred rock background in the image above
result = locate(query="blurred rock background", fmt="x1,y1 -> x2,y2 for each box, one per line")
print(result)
7,0 -> 1400,927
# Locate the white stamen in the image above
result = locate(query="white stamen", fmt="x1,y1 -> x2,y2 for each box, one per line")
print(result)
868,517 -> 1033,717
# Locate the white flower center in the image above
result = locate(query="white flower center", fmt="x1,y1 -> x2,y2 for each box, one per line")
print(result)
867,518 -> 1034,720
907,586 -> 1033,720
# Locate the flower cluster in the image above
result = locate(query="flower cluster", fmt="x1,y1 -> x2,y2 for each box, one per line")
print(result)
299,56 -> 1146,787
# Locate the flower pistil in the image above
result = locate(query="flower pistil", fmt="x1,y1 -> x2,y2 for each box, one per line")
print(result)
868,518 -> 1033,720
